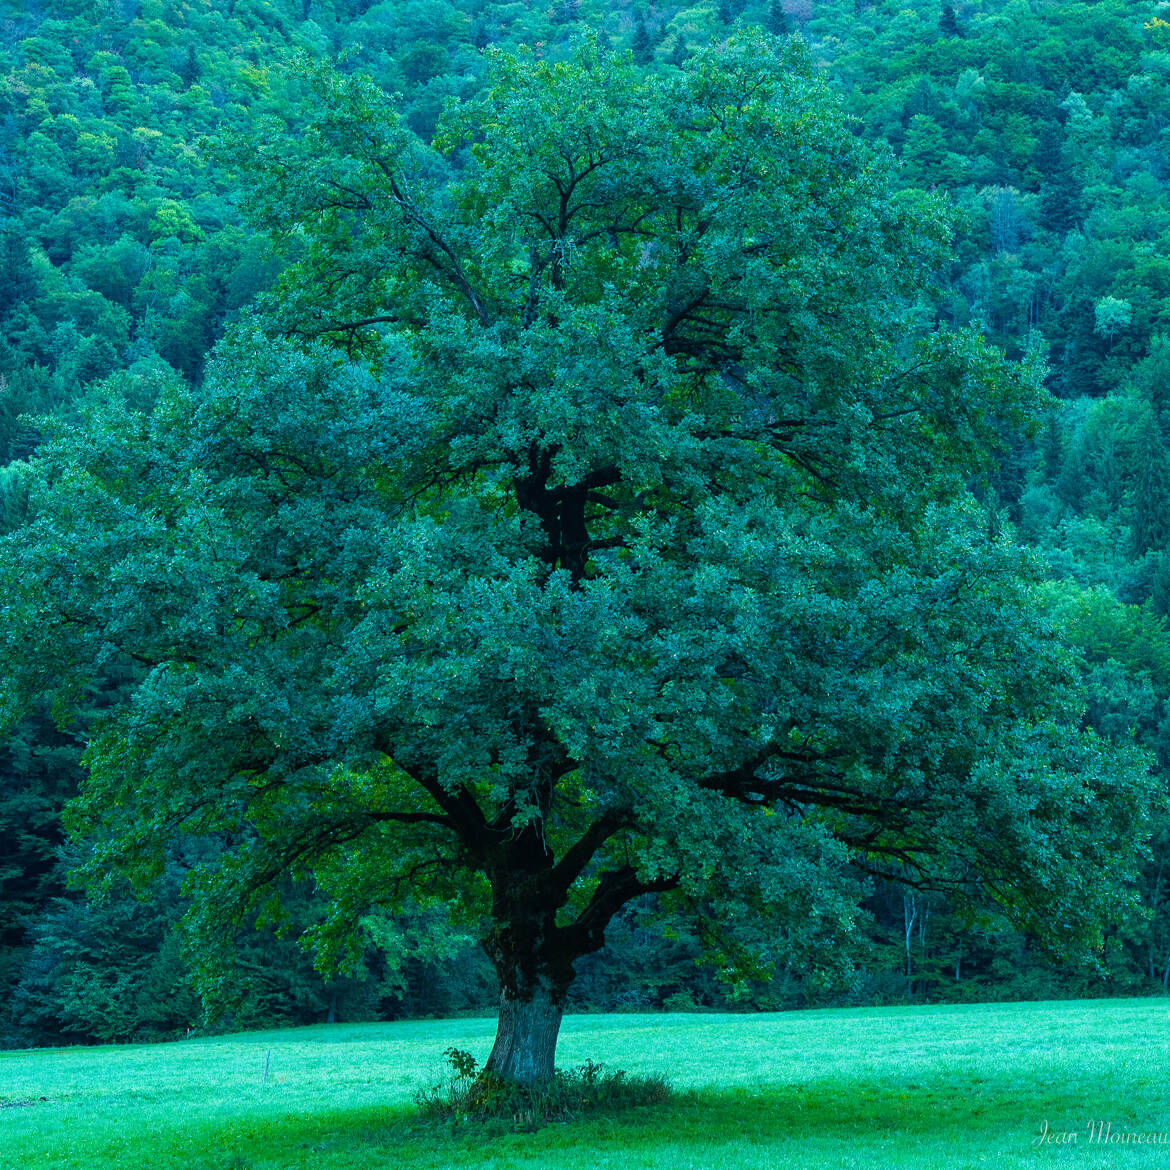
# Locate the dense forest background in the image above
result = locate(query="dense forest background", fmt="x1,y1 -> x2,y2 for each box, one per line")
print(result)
3,0 -> 1170,1047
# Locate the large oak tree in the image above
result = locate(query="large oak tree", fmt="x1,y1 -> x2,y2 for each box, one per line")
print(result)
0,36 -> 1154,1083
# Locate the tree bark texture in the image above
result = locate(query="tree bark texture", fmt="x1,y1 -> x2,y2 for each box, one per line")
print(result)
485,977 -> 563,1086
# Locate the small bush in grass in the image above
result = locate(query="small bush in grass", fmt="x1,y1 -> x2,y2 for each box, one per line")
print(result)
416,1047 -> 672,1128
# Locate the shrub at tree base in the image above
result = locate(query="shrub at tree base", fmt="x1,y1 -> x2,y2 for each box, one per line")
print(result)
416,1047 -> 672,1128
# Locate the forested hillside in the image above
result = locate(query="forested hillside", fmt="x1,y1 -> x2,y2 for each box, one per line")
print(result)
2,0 -> 1168,1048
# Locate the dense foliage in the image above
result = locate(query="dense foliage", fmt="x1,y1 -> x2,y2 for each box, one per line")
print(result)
2,0 -> 1169,1053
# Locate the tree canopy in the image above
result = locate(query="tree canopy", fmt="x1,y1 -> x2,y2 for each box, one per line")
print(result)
0,34 -> 1155,1081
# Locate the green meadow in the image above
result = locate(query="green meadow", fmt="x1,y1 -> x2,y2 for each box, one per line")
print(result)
1,999 -> 1167,1170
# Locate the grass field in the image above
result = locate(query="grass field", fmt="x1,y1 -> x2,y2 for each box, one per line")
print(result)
1,999 -> 1167,1169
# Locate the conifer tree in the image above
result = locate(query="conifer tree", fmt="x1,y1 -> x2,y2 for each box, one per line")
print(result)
766,0 -> 791,36
631,15 -> 653,64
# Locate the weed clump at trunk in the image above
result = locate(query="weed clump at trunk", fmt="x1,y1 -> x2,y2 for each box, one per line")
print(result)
416,1047 -> 671,1129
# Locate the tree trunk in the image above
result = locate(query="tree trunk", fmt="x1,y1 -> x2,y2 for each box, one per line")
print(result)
485,976 -> 563,1086
478,827 -> 645,1086
903,894 -> 917,979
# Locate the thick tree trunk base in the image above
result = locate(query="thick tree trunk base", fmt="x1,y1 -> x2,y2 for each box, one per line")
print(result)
485,981 -> 563,1086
